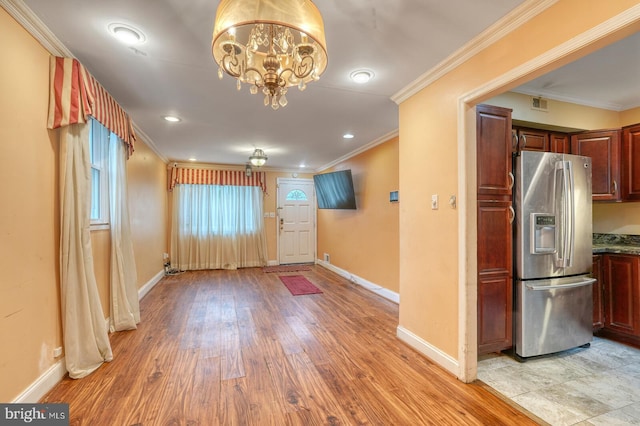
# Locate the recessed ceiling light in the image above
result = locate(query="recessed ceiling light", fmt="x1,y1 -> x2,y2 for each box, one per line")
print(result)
350,69 -> 374,84
299,164 -> 306,168
343,133 -> 355,139
188,158 -> 197,162
108,23 -> 146,45
163,115 -> 181,122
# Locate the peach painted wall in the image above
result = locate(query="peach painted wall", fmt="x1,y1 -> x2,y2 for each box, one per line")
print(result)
0,7 -> 62,402
398,0 -> 640,361
316,137 -> 400,293
487,91 -> 621,130
127,141 -> 169,287
621,107 -> 640,126
0,7 -> 168,401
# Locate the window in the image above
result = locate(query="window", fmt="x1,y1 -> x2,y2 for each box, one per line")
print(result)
89,118 -> 110,227
286,189 -> 308,201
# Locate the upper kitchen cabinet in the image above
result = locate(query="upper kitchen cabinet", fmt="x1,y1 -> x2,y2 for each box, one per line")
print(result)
477,105 -> 513,197
514,127 -> 549,152
550,133 -> 571,154
571,129 -> 621,202
512,127 -> 570,154
622,123 -> 640,201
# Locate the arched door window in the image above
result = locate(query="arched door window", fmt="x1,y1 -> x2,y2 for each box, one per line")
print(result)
286,189 -> 308,201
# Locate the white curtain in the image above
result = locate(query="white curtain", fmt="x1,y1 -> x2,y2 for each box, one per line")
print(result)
59,123 -> 113,379
171,184 -> 267,270
108,132 -> 140,332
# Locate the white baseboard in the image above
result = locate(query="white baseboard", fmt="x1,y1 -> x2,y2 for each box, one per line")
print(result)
396,325 -> 460,378
267,260 -> 279,266
12,358 -> 67,403
316,259 -> 400,304
139,269 -> 165,300
14,269 -> 166,403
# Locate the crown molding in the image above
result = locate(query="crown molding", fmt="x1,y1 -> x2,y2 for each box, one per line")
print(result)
315,129 -> 399,173
132,123 -> 168,163
391,0 -> 557,105
0,0 -> 72,56
460,3 -> 640,106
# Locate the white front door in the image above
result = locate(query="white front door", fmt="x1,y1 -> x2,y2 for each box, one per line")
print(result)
277,179 -> 316,264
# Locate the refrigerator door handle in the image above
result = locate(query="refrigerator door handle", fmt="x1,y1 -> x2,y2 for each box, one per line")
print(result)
525,277 -> 596,290
555,160 -> 574,268
509,205 -> 515,224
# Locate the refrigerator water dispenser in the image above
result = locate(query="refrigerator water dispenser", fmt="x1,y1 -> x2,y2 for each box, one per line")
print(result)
530,213 -> 556,254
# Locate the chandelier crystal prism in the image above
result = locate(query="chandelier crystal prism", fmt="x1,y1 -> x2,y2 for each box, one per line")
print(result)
212,0 -> 328,110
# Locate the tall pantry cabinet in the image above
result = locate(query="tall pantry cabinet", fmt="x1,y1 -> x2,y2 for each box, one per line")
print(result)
476,104 -> 514,354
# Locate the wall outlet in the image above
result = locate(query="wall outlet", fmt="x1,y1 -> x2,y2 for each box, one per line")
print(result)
53,347 -> 63,358
324,253 -> 330,263
163,253 -> 169,260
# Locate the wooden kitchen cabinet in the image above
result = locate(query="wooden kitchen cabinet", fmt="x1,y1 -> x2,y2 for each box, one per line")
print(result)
477,199 -> 513,353
477,105 -> 513,197
601,254 -> 640,343
592,255 -> 604,331
476,104 -> 513,354
550,132 -> 571,154
621,123 -> 640,201
514,127 -> 549,152
571,129 -> 621,201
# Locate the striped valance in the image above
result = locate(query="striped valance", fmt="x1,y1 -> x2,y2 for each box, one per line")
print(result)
168,167 -> 267,193
47,56 -> 136,157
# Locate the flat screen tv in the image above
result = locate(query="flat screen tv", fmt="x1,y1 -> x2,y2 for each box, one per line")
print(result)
313,169 -> 357,209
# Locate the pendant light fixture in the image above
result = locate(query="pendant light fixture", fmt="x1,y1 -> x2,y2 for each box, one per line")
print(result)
249,148 -> 268,167
211,0 -> 328,110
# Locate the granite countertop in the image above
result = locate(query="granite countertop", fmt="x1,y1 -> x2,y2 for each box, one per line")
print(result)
593,233 -> 640,255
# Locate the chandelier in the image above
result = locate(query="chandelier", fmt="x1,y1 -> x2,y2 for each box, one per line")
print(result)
249,148 -> 268,167
211,0 -> 328,110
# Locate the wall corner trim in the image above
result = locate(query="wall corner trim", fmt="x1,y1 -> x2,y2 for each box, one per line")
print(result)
396,326 -> 460,379
316,259 -> 399,303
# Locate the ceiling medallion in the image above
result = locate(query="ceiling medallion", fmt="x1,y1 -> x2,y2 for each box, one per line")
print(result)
211,0 -> 328,110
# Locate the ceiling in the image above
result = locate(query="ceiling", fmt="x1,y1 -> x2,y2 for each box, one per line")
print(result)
15,1 -> 639,170
512,31 -> 640,112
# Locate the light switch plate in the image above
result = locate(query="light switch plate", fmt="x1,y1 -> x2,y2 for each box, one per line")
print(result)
431,194 -> 438,210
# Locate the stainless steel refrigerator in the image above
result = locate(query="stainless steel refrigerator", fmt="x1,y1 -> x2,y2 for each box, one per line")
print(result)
514,151 -> 595,358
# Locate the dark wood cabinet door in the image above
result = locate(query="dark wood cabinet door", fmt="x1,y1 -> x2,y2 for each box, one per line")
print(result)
517,128 -> 549,152
550,132 -> 570,154
603,254 -> 640,337
622,124 -> 640,201
477,199 -> 513,354
592,255 -> 604,331
571,130 -> 621,201
478,273 -> 512,354
477,105 -> 513,196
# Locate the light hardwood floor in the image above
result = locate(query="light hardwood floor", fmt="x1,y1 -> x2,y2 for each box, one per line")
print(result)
41,266 -> 539,425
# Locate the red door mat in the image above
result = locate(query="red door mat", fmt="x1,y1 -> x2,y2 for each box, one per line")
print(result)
278,275 -> 323,296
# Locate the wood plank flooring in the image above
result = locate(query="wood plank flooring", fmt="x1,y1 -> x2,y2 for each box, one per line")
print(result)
41,266 -> 539,425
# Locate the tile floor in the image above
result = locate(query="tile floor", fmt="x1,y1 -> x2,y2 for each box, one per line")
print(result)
478,338 -> 640,425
